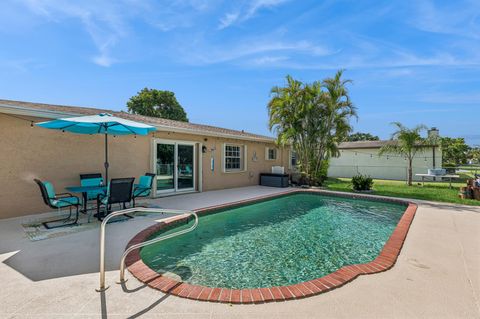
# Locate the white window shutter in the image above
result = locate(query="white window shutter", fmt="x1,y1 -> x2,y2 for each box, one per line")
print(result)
244,145 -> 248,171
222,143 -> 226,173
288,149 -> 292,169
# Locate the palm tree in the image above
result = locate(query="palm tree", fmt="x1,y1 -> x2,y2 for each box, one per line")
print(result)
268,75 -> 310,175
268,70 -> 356,185
318,70 -> 357,168
379,122 -> 430,186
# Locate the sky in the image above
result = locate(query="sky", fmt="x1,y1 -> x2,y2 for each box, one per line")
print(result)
1,0 -> 479,145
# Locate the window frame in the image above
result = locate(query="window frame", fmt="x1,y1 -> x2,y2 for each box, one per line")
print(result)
265,146 -> 278,161
223,143 -> 247,173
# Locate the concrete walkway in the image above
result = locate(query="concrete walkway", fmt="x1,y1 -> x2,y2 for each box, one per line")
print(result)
0,186 -> 479,318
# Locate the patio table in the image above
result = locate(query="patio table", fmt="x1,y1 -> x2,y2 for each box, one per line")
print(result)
415,174 -> 460,189
66,185 -> 107,213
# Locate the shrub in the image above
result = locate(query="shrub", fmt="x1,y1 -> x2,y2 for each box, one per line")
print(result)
351,174 -> 373,191
313,160 -> 329,186
298,160 -> 329,186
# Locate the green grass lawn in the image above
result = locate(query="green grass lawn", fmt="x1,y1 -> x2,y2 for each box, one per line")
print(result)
324,178 -> 480,206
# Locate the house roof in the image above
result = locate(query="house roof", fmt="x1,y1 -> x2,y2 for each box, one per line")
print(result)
0,99 -> 275,142
338,140 -> 437,149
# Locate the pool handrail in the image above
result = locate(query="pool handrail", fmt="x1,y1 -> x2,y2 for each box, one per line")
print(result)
96,207 -> 198,292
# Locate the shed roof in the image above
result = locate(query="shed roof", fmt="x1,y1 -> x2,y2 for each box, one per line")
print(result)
338,140 -> 437,149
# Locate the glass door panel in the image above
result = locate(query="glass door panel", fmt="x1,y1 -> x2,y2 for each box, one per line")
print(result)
177,144 -> 194,190
156,143 -> 175,191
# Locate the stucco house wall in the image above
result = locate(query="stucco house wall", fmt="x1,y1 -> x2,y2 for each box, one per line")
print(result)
0,109 -> 288,219
328,146 -> 442,181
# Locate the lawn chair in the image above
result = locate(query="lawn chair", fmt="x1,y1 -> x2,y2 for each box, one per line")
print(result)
132,173 -> 155,207
34,179 -> 81,229
96,177 -> 135,220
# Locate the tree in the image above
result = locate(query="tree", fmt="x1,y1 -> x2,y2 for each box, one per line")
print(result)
467,147 -> 480,164
440,137 -> 470,165
127,88 -> 188,122
379,122 -> 430,186
346,132 -> 379,142
268,70 -> 357,185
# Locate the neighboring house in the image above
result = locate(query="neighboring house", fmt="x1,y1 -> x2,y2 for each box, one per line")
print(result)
328,138 -> 442,181
0,99 -> 290,218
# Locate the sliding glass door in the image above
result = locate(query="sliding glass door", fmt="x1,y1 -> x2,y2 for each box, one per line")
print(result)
155,141 -> 196,194
177,144 -> 194,190
156,143 -> 175,191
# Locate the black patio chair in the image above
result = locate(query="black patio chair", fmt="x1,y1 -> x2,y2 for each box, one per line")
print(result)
132,173 -> 156,207
96,177 -> 135,220
34,179 -> 81,229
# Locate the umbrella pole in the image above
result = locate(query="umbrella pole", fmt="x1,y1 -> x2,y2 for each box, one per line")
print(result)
104,132 -> 109,183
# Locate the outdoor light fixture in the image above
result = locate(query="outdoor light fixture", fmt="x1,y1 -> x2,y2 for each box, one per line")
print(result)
202,145 -> 207,153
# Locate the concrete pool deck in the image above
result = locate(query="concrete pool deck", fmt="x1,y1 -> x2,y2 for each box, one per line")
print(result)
0,186 -> 479,318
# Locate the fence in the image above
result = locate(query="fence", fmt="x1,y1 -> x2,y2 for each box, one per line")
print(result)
328,164 -> 431,181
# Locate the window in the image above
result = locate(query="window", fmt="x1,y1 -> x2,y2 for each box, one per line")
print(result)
224,144 -> 246,172
265,147 -> 277,160
290,150 -> 297,168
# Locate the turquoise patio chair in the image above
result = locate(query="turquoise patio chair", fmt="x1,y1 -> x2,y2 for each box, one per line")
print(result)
132,173 -> 155,207
80,173 -> 105,201
34,179 -> 81,229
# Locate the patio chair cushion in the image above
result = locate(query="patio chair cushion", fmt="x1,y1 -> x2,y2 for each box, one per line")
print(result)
134,175 -> 153,197
51,196 -> 81,208
43,181 -> 56,202
80,177 -> 105,200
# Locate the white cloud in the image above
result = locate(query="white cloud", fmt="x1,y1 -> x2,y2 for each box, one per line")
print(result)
250,55 -> 289,65
218,12 -> 240,29
409,0 -> 480,40
19,0 -> 129,67
92,50 -> 117,67
246,0 -> 290,19
218,0 -> 290,29
176,36 -> 334,65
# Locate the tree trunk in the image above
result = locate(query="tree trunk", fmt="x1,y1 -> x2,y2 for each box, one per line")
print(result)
408,159 -> 413,186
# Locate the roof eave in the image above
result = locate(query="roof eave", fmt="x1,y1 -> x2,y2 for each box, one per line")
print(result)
0,104 -> 276,143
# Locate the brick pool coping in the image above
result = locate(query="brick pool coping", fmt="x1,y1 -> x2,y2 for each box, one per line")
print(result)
125,189 -> 418,304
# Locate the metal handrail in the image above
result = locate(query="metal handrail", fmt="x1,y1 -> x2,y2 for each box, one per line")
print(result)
96,207 -> 198,292
118,210 -> 198,284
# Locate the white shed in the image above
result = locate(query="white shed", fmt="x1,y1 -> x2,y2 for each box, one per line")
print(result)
328,140 -> 442,181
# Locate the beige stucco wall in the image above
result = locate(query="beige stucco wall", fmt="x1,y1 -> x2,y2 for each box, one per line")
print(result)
200,137 -> 289,191
328,147 -> 442,181
0,113 -> 289,219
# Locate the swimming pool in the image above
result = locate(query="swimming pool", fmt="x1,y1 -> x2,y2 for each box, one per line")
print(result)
127,190 -> 417,303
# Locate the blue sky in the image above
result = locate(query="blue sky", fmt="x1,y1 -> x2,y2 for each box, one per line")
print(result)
1,0 -> 479,145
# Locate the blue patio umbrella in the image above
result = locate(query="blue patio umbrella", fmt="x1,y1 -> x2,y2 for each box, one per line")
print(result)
36,113 -> 156,182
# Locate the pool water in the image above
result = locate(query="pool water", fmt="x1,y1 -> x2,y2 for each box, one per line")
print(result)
140,193 -> 406,289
